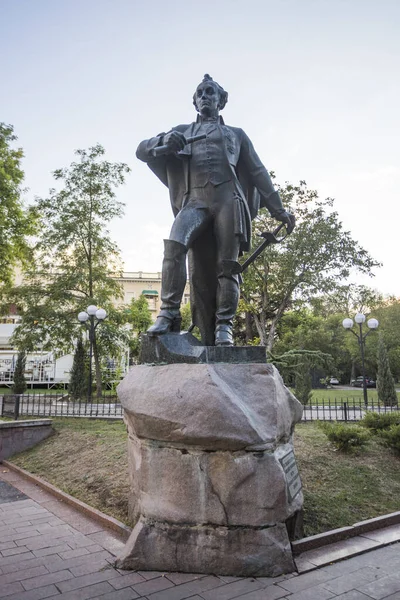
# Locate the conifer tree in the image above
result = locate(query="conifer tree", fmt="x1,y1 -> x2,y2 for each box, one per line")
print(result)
377,335 -> 398,406
69,338 -> 87,400
294,360 -> 312,405
12,352 -> 27,395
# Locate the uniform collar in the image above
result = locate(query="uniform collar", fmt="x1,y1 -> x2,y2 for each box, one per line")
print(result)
196,114 -> 225,125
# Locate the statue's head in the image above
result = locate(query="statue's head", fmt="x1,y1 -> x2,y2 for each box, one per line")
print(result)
193,74 -> 228,117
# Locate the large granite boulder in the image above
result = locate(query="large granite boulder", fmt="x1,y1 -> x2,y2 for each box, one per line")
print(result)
116,362 -> 303,577
117,362 -> 302,451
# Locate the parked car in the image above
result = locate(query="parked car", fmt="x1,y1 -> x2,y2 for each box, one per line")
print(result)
351,376 -> 376,388
329,377 -> 340,385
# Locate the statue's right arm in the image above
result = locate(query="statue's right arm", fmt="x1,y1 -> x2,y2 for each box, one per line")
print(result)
136,134 -> 165,163
136,126 -> 188,163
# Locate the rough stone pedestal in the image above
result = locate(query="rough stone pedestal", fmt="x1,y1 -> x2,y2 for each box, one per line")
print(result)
116,362 -> 303,577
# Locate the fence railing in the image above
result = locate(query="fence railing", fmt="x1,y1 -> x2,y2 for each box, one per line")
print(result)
1,392 -> 398,422
1,393 -> 123,419
302,396 -> 399,422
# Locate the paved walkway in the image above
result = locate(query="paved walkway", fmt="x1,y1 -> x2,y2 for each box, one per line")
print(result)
1,468 -> 400,599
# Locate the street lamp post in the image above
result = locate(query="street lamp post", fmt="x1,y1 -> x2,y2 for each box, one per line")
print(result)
342,313 -> 379,408
77,305 -> 107,402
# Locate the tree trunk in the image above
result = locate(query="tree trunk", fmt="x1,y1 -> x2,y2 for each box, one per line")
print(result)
266,289 -> 294,352
245,312 -> 254,343
92,335 -> 102,398
253,313 -> 267,346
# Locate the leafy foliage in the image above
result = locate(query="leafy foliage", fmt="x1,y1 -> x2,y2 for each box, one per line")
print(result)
376,334 -> 398,406
125,295 -> 153,362
12,352 -> 27,394
0,123 -> 37,291
181,302 -> 192,331
378,425 -> 400,454
69,338 -> 87,400
268,346 -> 333,391
10,145 -> 130,396
360,411 -> 400,432
294,361 -> 312,405
240,179 -> 380,350
127,295 -> 152,334
318,422 -> 370,452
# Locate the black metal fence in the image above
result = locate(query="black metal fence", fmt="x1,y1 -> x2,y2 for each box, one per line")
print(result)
1,393 -> 123,419
1,392 -> 398,422
302,396 -> 399,422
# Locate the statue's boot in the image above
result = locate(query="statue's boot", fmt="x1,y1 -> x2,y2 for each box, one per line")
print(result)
214,274 -> 239,346
147,240 -> 187,336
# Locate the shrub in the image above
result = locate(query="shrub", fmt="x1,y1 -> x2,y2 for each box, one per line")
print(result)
360,411 -> 400,433
318,421 -> 370,452
378,424 -> 400,454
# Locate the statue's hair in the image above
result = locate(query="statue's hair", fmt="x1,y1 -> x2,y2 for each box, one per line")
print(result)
193,74 -> 228,112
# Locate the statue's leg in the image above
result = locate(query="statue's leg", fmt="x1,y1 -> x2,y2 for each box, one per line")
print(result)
147,205 -> 210,336
213,193 -> 241,347
147,239 -> 187,335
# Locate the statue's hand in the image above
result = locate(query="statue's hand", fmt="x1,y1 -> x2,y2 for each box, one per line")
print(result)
162,131 -> 186,153
277,211 -> 296,234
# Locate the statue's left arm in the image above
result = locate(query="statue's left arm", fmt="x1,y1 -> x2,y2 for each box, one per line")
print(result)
238,129 -> 295,232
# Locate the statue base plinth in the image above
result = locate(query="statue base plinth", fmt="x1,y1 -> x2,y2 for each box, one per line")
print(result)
140,332 -> 267,364
116,360 -> 303,576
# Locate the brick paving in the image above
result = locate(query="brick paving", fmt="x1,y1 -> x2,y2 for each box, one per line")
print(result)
1,468 -> 400,599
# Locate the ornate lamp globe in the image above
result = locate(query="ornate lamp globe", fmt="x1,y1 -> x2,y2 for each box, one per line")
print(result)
354,313 -> 366,324
342,318 -> 354,329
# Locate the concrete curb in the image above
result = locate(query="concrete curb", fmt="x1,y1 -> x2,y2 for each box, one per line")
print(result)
292,511 -> 400,555
1,459 -> 132,541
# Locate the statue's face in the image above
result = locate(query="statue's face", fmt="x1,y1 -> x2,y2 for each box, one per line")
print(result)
194,81 -> 220,117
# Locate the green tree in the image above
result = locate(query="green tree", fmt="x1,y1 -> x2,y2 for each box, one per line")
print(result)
11,144 -> 130,397
0,123 -> 36,291
12,352 -> 27,394
69,338 -> 87,400
294,360 -> 312,405
125,295 -> 153,362
181,302 -> 192,332
240,180 -> 380,351
128,295 -> 153,334
373,299 -> 400,382
377,334 -> 398,406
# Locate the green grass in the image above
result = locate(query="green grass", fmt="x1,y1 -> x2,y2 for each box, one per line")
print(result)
8,418 -> 400,537
310,388 -> 400,407
295,423 -> 400,536
0,387 -> 66,395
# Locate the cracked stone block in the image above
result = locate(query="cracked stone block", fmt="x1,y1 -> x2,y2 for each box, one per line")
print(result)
127,434 -> 303,527
115,517 -> 295,577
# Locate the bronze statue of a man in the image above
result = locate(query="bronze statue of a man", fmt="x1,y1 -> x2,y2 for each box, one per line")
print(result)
136,74 -> 295,347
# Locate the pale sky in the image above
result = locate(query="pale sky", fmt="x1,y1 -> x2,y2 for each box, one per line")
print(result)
1,0 -> 399,295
